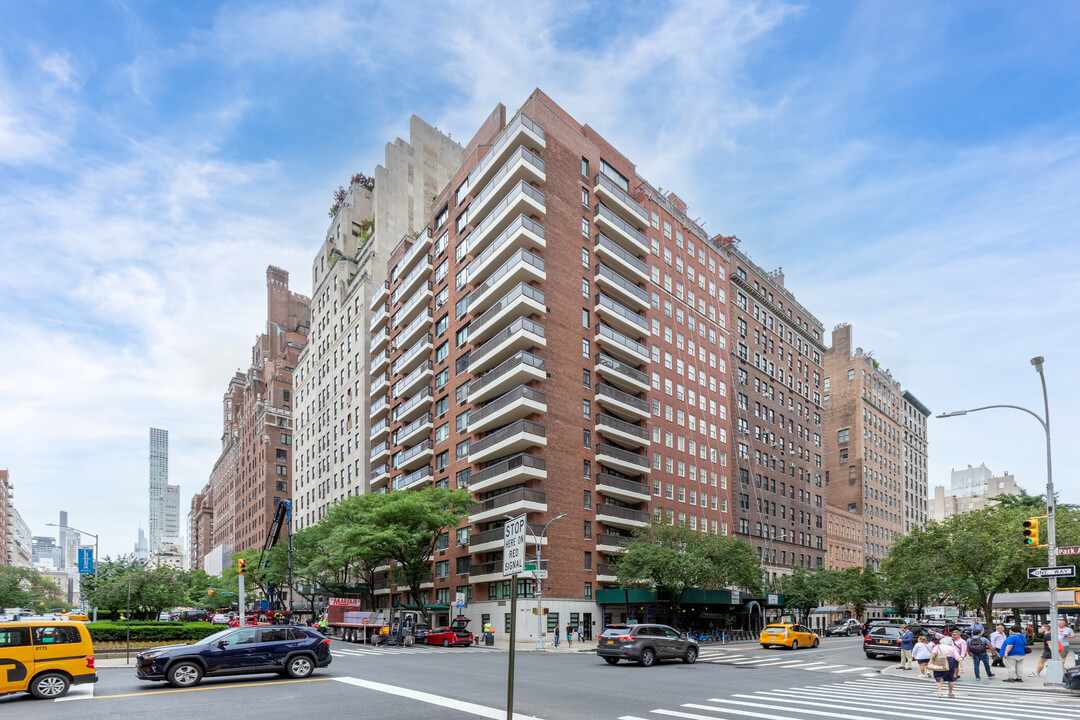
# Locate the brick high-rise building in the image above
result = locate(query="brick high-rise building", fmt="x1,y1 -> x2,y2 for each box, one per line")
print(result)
188,482 -> 213,571
728,255 -> 828,581
901,390 -> 930,531
293,117 -> 461,530
207,267 -> 308,560
0,470 -> 10,565
370,90 -> 739,634
822,323 -> 904,570
825,503 -> 863,570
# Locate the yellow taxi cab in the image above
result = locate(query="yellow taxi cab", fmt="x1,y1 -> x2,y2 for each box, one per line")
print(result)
63,613 -> 90,622
759,622 -> 820,650
0,619 -> 97,699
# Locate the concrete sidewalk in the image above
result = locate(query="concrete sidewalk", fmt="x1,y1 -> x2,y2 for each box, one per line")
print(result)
880,654 -> 1077,694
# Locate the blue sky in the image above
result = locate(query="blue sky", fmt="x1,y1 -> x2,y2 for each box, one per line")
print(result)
2,1 -> 1078,559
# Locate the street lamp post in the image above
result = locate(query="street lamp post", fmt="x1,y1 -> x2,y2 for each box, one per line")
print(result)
508,512 -> 566,649
47,522 -> 99,623
936,356 -> 1061,685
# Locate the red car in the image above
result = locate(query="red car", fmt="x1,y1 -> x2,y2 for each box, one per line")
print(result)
424,618 -> 474,647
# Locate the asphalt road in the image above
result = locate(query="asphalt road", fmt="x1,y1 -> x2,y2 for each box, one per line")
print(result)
4,635 -> 1076,719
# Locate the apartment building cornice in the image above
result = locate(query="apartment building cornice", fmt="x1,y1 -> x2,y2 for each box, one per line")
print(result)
731,269 -> 826,355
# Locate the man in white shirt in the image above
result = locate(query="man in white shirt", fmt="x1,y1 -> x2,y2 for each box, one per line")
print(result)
990,624 -> 1007,667
1059,619 -> 1076,666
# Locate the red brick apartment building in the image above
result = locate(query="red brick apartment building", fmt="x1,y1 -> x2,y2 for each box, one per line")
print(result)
369,91 -> 740,635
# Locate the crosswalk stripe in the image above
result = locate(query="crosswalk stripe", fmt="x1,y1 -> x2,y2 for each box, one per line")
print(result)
55,684 -> 94,702
777,682 -> 1078,713
804,664 -> 843,671
769,688 -> 1074,718
695,699 -> 903,720
830,667 -> 868,673
842,678 -> 1068,702
731,692 -> 920,718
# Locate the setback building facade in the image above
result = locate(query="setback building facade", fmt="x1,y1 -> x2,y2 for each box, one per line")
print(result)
293,117 -> 462,530
370,90 -> 742,635
932,463 -> 1021,521
188,483 -> 213,571
825,503 -> 864,570
822,324 -> 905,570
901,390 -> 930,531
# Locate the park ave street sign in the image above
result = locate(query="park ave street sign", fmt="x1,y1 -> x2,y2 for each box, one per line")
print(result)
503,514 -> 527,576
1057,546 -> 1080,555
1027,565 -> 1077,579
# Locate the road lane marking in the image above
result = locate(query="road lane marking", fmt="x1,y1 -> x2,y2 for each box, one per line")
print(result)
830,667 -> 868,673
332,676 -> 542,719
94,677 -> 328,699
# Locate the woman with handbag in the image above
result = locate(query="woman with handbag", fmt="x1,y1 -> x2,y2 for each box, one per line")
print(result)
912,635 -> 932,677
929,635 -> 960,697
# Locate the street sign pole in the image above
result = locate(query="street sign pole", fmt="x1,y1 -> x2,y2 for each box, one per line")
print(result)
503,514 -> 526,720
238,574 -> 246,628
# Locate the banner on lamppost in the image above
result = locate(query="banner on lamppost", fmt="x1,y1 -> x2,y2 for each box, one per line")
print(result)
78,548 -> 94,575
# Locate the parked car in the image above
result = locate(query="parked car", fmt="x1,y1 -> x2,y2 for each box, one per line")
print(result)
179,610 -> 208,623
158,611 -> 172,621
760,623 -> 820,650
424,618 -> 473,647
861,617 -> 909,636
0,619 -> 98,699
135,625 -> 331,688
825,619 -> 861,636
920,620 -> 963,639
211,614 -> 231,626
596,623 -> 699,666
864,624 -> 903,659
412,623 -> 432,641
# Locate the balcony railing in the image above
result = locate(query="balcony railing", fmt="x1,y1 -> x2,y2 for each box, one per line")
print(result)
595,234 -> 648,277
369,351 -> 389,375
393,228 -> 432,281
392,386 -> 433,423
470,385 -> 546,427
469,523 -> 547,548
596,383 -> 649,414
369,418 -> 390,439
471,215 -> 545,276
466,112 -> 546,193
468,181 -> 546,255
391,334 -> 432,376
597,293 -> 648,334
595,203 -> 648,250
469,419 -> 546,456
469,560 -> 502,578
469,452 -> 546,488
468,351 -> 545,399
392,360 -> 432,398
391,257 -> 432,306
471,249 -> 545,306
596,563 -> 617,580
370,441 -> 390,461
595,264 -> 648,305
596,472 -> 650,497
595,413 -> 649,441
369,304 -> 389,332
392,465 -> 433,490
392,413 -> 432,445
471,147 -> 545,215
595,353 -> 649,387
370,395 -> 389,416
391,282 -> 433,328
470,283 -> 545,340
468,486 -> 547,516
596,532 -> 632,550
596,323 -> 648,360
596,503 -> 651,524
392,439 -> 433,469
596,443 -> 649,471
393,308 -> 433,350
470,317 -> 545,369
595,173 -> 649,223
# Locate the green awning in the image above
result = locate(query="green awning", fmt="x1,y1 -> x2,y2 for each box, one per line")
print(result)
398,604 -> 451,611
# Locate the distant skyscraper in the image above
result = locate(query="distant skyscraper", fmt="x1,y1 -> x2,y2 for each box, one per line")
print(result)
149,427 -> 169,552
134,526 -> 150,561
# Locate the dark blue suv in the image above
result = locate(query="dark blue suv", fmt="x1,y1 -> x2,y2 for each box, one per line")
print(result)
135,625 -> 331,687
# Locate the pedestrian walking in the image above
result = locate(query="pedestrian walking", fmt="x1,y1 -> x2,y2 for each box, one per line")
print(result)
1058,618 -> 1076,666
968,630 -> 994,679
970,617 -> 985,637
989,624 -> 1007,667
896,625 -> 915,670
928,636 -> 960,697
1030,623 -> 1063,677
577,623 -> 584,643
553,626 -> 560,648
949,630 -> 967,681
565,622 -> 573,647
912,635 -> 932,677
1001,626 -> 1028,682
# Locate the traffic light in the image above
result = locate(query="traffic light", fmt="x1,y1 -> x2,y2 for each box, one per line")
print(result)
1023,518 -> 1040,546
208,589 -> 215,596
238,559 -> 246,576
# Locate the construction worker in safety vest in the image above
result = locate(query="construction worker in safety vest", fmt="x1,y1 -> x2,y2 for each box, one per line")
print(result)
483,621 -> 493,635
319,615 -> 328,630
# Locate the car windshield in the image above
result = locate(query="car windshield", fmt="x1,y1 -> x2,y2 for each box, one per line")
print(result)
600,626 -> 630,637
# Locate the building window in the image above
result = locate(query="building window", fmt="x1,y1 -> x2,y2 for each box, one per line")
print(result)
581,157 -> 589,176
584,551 -> 592,570
435,451 -> 449,470
584,521 -> 592,540
582,308 -> 589,328
582,338 -> 590,358
435,368 -> 450,389
581,247 -> 589,267
583,400 -> 591,418
456,440 -> 470,460
581,217 -> 590,238
582,369 -> 590,387
584,582 -> 592,599
583,429 -> 591,448
435,314 -> 449,336
435,342 -> 449,363
582,278 -> 589,297
848,369 -> 855,381
584,490 -> 592,509
838,428 -> 850,443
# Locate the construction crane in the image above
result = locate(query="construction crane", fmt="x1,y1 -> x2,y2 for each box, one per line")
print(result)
256,499 -> 294,617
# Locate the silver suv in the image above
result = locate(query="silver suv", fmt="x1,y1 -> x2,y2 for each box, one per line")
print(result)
596,623 -> 698,666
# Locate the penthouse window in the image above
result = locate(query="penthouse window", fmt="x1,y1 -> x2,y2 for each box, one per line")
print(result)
600,159 -> 629,191
434,206 -> 448,230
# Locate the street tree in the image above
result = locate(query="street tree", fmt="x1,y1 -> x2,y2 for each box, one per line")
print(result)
0,565 -> 66,609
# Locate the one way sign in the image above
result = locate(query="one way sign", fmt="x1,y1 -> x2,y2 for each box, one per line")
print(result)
1027,565 -> 1077,580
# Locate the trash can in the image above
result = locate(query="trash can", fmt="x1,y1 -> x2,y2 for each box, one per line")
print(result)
1064,666 -> 1080,691
485,632 -> 494,646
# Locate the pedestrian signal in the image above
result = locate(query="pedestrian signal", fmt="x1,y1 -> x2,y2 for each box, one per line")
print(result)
1023,518 -> 1040,546
238,558 -> 247,575
542,608 -> 549,615
532,608 -> 538,615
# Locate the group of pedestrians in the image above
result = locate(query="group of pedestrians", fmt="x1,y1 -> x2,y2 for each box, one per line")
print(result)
896,617 -> 1076,695
552,622 -> 586,648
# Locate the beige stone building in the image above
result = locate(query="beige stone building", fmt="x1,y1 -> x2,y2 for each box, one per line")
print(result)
931,463 -> 1021,520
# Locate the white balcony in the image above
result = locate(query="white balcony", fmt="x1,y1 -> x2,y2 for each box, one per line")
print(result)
370,372 -> 390,398
391,334 -> 432,376
595,532 -> 632,555
595,413 -> 650,449
392,229 -> 432,283
469,317 -> 546,375
596,443 -> 650,477
370,441 -> 390,465
391,282 -> 433,329
467,351 -> 545,404
468,560 -> 506,585
468,385 -> 547,434
394,308 -> 433,351
391,256 -> 433,307
595,324 -> 649,367
595,293 -> 649,341
370,327 -> 389,354
595,503 -> 651,530
469,147 -> 545,227
392,413 -> 432,447
465,113 -> 546,195
468,524 -> 549,554
595,204 -> 649,258
369,464 -> 390,490
369,304 -> 389,333
393,439 -> 433,472
371,281 -> 389,308
393,386 -> 433,424
596,563 -> 619,584
469,216 -> 546,289
393,360 -> 433,399
595,264 -> 649,312
370,350 -> 389,376
469,419 -> 547,465
469,283 -> 545,345
595,383 -> 650,422
370,395 -> 390,419
392,465 -> 434,492
595,472 -> 651,504
595,234 -> 648,284
369,417 -> 390,443
468,486 -> 547,524
594,173 -> 649,229
467,453 -> 547,495
466,181 -> 546,260
594,353 -> 650,395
